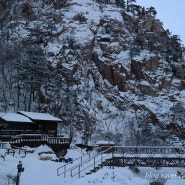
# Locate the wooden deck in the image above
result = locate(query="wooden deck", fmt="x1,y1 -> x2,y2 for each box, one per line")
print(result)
0,132 -> 71,157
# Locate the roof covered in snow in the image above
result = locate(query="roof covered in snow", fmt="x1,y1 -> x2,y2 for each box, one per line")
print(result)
0,112 -> 33,123
17,111 -> 62,122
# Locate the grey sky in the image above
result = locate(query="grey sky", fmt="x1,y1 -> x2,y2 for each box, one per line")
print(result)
136,0 -> 185,45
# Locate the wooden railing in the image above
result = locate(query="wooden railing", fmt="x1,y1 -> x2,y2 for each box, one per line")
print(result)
9,134 -> 71,145
107,146 -> 185,168
6,147 -> 27,157
48,137 -> 71,144
112,146 -> 185,158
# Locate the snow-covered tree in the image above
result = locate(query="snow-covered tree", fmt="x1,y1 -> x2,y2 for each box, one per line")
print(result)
165,102 -> 185,146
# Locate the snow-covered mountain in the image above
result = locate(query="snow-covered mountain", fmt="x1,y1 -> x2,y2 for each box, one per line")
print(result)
0,0 -> 185,146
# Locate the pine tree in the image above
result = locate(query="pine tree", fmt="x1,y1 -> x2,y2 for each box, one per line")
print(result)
115,0 -> 126,9
13,44 -> 49,111
126,0 -> 136,11
146,6 -> 157,17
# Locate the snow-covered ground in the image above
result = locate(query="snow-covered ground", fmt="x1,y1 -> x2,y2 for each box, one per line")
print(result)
1,145 -> 185,185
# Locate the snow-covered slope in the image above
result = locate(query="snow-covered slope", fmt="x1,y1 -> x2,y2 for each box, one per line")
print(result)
1,146 -> 185,185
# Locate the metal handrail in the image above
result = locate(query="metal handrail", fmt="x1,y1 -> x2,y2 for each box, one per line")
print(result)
57,150 -> 92,176
71,151 -> 111,178
57,146 -> 112,177
57,146 -> 104,176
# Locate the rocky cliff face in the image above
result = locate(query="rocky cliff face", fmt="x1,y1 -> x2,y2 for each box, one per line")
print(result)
1,0 -> 185,145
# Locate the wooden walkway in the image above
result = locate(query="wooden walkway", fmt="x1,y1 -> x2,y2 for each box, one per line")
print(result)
108,146 -> 185,168
57,146 -> 185,178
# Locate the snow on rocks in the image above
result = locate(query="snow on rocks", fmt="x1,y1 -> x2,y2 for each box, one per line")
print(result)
34,144 -> 54,155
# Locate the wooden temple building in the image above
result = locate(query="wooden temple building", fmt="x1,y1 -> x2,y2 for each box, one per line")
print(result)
0,111 -> 71,156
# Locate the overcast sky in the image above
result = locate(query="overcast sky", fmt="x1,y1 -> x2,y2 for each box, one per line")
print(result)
136,0 -> 185,45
